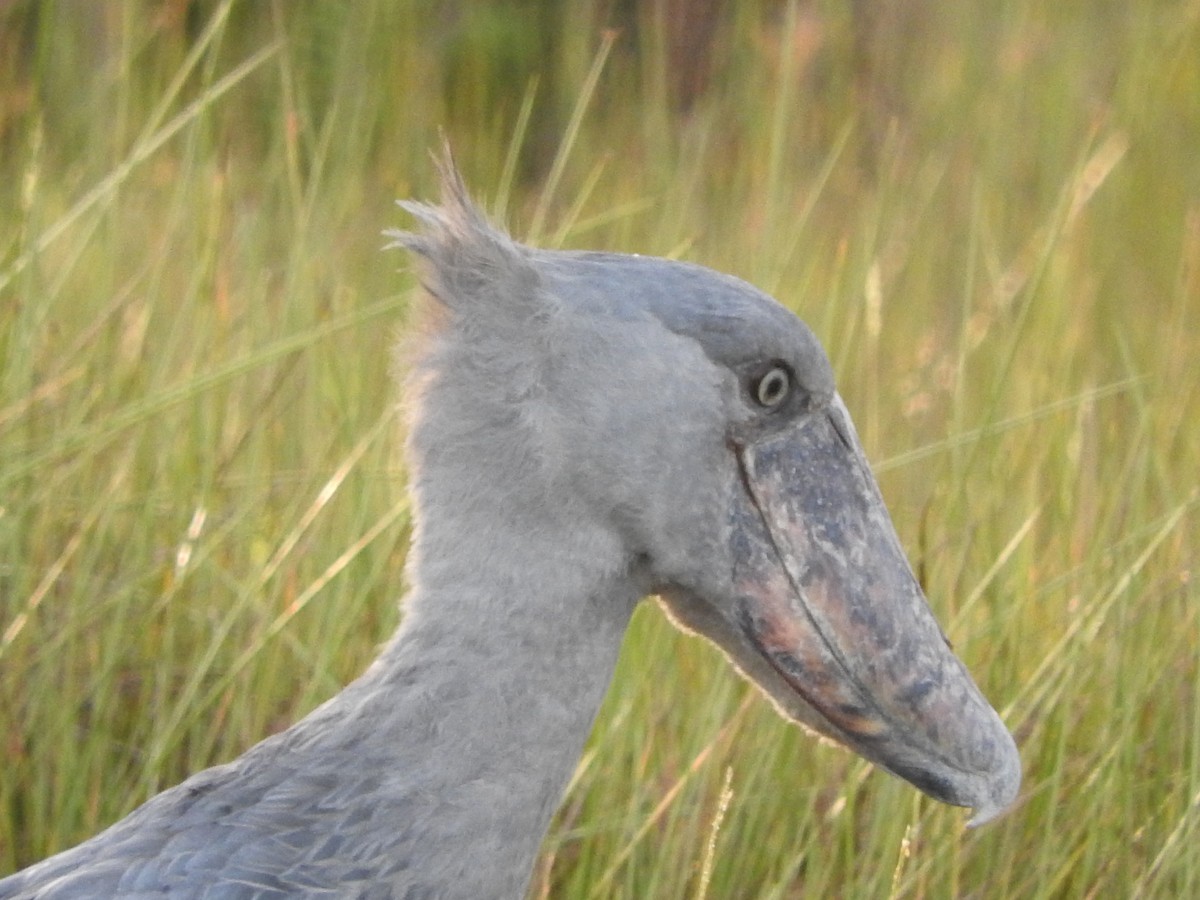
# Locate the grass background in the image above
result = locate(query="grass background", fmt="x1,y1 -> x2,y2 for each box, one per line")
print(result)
1,0 -> 1197,896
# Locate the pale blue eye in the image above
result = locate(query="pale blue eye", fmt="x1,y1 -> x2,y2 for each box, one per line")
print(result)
754,366 -> 790,407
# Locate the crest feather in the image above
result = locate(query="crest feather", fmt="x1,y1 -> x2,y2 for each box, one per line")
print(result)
386,145 -> 544,331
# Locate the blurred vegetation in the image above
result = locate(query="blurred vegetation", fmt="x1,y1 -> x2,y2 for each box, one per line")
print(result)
1,0 -> 1197,896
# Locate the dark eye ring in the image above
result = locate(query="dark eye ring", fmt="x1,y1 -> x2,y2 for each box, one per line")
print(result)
752,365 -> 791,408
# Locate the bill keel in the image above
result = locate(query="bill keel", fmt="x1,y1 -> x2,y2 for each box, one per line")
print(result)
731,396 -> 1020,825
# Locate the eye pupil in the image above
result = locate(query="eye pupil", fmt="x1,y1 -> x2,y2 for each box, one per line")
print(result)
754,366 -> 790,407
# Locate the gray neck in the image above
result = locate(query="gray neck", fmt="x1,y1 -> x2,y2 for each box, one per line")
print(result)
284,541 -> 642,898
282,402 -> 647,896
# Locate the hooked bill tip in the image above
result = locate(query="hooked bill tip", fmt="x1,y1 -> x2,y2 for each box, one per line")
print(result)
966,807 -> 1003,828
965,732 -> 1022,827
967,792 -> 1021,829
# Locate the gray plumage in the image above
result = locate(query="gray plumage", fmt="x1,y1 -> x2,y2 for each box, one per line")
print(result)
0,158 -> 1020,899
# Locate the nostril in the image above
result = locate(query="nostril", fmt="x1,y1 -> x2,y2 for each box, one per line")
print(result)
827,409 -> 854,452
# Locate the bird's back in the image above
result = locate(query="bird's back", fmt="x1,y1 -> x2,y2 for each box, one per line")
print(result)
0,725 -> 419,899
